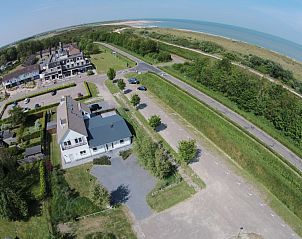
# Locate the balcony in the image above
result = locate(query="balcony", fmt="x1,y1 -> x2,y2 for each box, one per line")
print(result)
61,139 -> 87,150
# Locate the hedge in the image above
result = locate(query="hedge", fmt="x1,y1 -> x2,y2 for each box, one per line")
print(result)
93,156 -> 111,165
21,130 -> 41,141
76,81 -> 92,101
40,111 -> 47,150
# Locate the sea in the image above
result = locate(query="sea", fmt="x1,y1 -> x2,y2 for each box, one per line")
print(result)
137,19 -> 302,62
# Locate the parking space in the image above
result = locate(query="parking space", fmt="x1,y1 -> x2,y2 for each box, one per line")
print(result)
3,82 -> 86,118
91,154 -> 156,221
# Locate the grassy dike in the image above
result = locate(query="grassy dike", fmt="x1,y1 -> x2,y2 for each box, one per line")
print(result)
134,73 -> 302,234
158,41 -> 302,170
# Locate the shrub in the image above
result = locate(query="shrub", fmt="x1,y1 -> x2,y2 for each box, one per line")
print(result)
89,181 -> 110,209
148,115 -> 161,130
93,156 -> 111,165
119,149 -> 132,160
39,160 -> 47,200
178,139 -> 197,164
84,232 -> 117,239
87,70 -> 94,76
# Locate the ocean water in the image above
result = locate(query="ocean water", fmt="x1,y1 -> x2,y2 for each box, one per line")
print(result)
139,19 -> 302,62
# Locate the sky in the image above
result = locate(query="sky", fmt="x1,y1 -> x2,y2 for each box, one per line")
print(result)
1,0 -> 302,47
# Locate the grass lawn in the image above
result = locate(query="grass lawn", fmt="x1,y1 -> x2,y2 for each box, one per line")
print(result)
105,79 -> 119,94
134,72 -> 302,235
0,211 -> 50,239
87,81 -> 99,97
68,207 -> 136,239
147,181 -> 195,212
50,134 -> 61,167
161,65 -> 302,162
91,44 -> 135,74
64,163 -> 95,197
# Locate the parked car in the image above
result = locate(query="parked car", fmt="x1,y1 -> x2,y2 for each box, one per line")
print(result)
35,103 -> 40,109
12,101 -> 18,107
51,90 -> 57,96
90,104 -> 102,111
128,78 -> 140,84
137,86 -> 147,91
23,107 -> 30,113
24,98 -> 30,104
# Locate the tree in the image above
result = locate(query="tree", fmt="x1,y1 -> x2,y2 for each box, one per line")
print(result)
154,146 -> 173,179
130,94 -> 140,107
8,106 -> 26,126
178,139 -> 197,164
89,182 -> 110,209
107,68 -> 116,81
117,79 -> 126,91
148,115 -> 161,130
0,182 -> 29,221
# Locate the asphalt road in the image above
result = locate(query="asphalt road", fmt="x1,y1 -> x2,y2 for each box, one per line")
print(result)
100,42 -> 302,173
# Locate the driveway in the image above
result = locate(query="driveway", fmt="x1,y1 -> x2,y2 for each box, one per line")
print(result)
91,154 -> 156,221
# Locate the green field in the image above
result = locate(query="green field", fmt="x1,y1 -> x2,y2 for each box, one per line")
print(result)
64,163 -> 95,197
0,210 -> 50,239
67,207 -> 136,239
91,44 -> 135,73
133,72 -> 302,235
161,65 -> 302,161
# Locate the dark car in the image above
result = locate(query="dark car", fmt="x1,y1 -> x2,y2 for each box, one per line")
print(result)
137,86 -> 147,91
51,90 -> 57,96
128,78 -> 140,84
12,101 -> 18,107
35,103 -> 40,109
89,104 -> 101,111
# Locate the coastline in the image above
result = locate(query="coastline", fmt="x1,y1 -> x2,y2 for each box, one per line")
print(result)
106,19 -> 301,63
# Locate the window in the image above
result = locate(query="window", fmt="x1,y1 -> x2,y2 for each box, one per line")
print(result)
80,150 -> 86,155
75,138 -> 78,143
120,139 -> 124,144
93,147 -> 97,152
78,138 -> 82,143
64,142 -> 67,146
67,140 -> 71,145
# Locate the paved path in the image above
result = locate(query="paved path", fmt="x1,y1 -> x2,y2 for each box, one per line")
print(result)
91,155 -> 156,221
100,42 -> 302,173
116,74 -> 300,239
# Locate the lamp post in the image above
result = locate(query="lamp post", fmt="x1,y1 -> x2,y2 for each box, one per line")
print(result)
237,227 -> 244,238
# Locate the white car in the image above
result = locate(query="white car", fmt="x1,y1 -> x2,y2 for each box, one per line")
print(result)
24,98 -> 30,104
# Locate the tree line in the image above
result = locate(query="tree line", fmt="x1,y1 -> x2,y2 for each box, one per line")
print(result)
0,26 -> 172,69
172,58 -> 302,146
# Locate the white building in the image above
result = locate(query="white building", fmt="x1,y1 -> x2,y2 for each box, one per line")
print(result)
56,96 -> 132,166
44,43 -> 92,80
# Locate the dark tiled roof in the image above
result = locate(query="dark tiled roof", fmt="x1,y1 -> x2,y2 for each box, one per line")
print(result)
2,64 -> 40,82
85,115 -> 132,147
24,145 -> 43,157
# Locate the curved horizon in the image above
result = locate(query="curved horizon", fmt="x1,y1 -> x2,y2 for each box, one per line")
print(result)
2,18 -> 302,63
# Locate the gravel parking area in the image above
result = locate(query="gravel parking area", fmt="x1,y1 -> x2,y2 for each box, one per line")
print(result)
91,154 -> 156,221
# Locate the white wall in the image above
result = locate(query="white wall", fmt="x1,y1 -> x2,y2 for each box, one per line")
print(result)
60,130 -> 91,163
